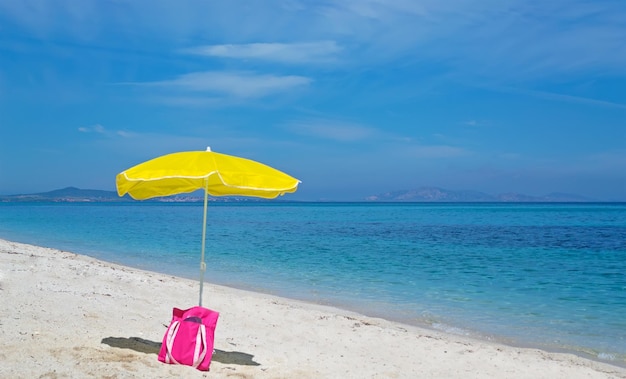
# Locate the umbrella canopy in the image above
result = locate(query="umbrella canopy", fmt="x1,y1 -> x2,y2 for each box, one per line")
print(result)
116,147 -> 300,306
116,148 -> 299,200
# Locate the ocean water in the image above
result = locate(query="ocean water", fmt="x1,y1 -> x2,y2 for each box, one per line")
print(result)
1,202 -> 625,364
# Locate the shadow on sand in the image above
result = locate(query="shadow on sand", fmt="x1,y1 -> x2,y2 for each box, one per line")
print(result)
101,337 -> 261,366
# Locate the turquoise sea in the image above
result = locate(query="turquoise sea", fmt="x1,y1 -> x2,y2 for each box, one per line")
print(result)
1,202 -> 625,365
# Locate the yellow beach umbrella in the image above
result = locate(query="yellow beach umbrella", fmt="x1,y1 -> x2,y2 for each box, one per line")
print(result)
116,147 -> 300,306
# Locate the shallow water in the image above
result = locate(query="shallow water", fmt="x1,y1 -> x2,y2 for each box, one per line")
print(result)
1,202 -> 625,364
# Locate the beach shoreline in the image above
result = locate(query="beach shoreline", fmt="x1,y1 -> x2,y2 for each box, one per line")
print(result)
1,238 -> 625,378
175,269 -> 626,371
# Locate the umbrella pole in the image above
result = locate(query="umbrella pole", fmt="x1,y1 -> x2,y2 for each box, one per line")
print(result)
198,180 -> 209,306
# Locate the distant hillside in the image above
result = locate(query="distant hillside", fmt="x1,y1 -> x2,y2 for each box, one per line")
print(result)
0,187 -> 132,202
0,186 -> 602,203
0,187 -> 270,203
365,187 -> 595,202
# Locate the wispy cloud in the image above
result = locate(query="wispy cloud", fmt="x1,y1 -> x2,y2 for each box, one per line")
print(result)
433,2 -> 626,79
115,130 -> 134,138
461,119 -> 492,128
78,124 -> 105,133
314,0 -> 626,78
528,90 -> 626,110
78,124 -> 132,138
487,85 -> 626,109
139,71 -> 312,98
4,1 -> 624,80
285,119 -> 377,142
403,144 -> 469,159
181,41 -> 342,64
142,96 -> 230,108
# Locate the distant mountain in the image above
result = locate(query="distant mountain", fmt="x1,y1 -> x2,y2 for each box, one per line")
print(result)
0,187 -> 131,202
0,187 -> 270,203
493,191 -> 593,202
0,186 -> 603,203
365,187 -> 596,202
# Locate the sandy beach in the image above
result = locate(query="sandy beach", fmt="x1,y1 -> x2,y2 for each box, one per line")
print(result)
1,239 -> 624,378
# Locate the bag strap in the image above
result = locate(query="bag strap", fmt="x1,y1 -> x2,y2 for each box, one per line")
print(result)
165,321 -> 181,365
192,324 -> 207,368
164,321 -> 207,368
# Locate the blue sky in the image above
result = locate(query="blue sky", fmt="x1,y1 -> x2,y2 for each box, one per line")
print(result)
0,1 -> 625,201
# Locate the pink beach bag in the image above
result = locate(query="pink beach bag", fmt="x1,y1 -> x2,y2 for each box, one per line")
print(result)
158,306 -> 219,371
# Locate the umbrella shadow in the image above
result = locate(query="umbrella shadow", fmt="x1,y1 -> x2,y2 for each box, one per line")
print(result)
101,337 -> 261,366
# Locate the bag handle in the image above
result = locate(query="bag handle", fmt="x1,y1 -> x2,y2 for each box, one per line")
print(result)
192,324 -> 207,368
165,321 -> 181,365
164,320 -> 207,368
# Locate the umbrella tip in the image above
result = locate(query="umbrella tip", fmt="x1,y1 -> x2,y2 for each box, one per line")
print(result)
206,146 -> 211,152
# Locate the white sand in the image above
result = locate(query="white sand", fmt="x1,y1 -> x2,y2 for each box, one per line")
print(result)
1,239 -> 624,379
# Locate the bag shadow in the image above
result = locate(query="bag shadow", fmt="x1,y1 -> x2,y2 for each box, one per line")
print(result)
101,337 -> 261,366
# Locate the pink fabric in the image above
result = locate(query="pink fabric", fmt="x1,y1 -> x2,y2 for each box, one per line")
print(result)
158,306 -> 219,371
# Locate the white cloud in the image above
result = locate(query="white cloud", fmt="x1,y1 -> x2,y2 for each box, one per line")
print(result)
115,130 -> 134,138
78,124 -> 132,138
324,0 -> 432,20
4,0 -> 624,79
3,0 -> 625,108
286,119 -> 376,141
182,41 -> 342,64
462,120 -> 492,127
519,88 -> 626,110
404,144 -> 468,159
143,95 -> 228,108
78,124 -> 105,133
319,0 -> 626,78
477,85 -> 626,109
438,2 -> 626,78
143,71 -> 312,98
